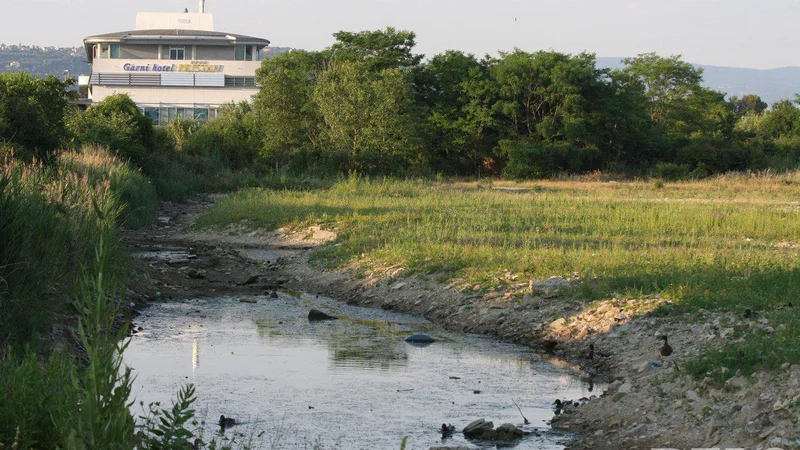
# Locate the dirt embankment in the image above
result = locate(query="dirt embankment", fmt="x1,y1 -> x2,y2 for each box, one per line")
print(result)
126,198 -> 800,450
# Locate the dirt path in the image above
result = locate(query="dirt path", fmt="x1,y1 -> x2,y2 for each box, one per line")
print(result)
124,198 -> 800,450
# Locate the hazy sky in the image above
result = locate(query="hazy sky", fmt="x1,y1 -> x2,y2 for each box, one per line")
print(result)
2,0 -> 799,69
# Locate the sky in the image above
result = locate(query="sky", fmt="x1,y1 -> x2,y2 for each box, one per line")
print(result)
2,0 -> 800,69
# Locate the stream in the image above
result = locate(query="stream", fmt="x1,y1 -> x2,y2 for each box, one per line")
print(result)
125,291 -> 597,449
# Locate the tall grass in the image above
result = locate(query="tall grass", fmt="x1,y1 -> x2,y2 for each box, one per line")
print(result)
0,146 -> 155,344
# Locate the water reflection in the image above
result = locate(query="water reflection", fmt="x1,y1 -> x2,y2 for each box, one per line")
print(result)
126,294 -> 599,450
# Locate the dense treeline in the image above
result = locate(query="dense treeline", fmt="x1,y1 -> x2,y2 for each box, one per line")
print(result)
249,29 -> 800,177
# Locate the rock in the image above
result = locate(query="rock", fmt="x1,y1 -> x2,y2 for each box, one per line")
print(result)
463,419 -> 494,438
308,309 -> 337,321
618,381 -> 633,394
269,291 -> 279,299
405,334 -> 436,344
429,447 -> 476,450
530,276 -> 570,296
770,437 -> 792,448
604,380 -> 623,396
239,275 -> 259,286
685,390 -> 700,402
390,282 -> 407,291
611,392 -> 627,402
627,424 -> 647,436
494,423 -> 524,439
239,298 -> 257,304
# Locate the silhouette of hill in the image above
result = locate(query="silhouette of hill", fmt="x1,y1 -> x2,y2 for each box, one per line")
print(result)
597,57 -> 800,106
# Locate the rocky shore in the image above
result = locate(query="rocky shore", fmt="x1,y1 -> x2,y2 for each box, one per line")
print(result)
126,198 -> 800,450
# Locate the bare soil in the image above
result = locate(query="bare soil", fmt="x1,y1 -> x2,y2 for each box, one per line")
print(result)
125,197 -> 800,450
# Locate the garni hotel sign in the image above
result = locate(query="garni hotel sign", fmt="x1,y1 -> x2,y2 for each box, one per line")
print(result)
122,61 -> 223,73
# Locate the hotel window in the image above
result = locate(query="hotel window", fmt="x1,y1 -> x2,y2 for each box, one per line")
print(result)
169,46 -> 186,60
234,45 -> 253,61
110,43 -> 121,59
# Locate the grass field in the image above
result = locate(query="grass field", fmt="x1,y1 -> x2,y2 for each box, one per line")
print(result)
195,173 -> 800,375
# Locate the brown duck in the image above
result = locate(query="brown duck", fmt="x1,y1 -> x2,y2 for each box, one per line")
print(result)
660,335 -> 673,357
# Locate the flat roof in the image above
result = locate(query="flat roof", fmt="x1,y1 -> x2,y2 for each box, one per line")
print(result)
83,29 -> 270,61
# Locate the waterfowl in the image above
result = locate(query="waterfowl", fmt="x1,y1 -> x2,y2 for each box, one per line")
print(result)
743,309 -> 760,319
219,415 -> 236,427
660,335 -> 673,357
588,343 -> 611,359
441,423 -> 455,439
553,399 -> 563,409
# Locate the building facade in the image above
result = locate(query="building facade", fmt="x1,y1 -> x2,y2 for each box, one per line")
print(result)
83,3 -> 269,124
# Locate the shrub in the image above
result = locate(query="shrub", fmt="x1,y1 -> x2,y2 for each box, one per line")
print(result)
653,162 -> 689,181
0,73 -> 72,161
70,94 -> 155,165
501,139 -> 602,179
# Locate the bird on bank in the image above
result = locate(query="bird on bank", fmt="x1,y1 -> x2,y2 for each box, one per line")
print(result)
743,308 -> 760,319
219,415 -> 236,428
441,423 -> 455,439
587,343 -> 611,360
660,335 -> 673,357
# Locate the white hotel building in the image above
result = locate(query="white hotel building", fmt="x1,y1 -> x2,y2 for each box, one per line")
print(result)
83,1 -> 270,124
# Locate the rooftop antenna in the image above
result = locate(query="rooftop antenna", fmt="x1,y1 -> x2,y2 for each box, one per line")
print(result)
199,0 -> 205,13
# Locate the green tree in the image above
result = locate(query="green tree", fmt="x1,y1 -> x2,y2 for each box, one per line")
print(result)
314,61 -> 416,173
758,100 -> 800,138
182,102 -> 260,169
0,72 -> 72,160
620,53 -> 704,127
330,27 -> 423,71
254,50 -> 326,172
422,51 -> 499,174
730,94 -> 768,117
70,94 -> 154,163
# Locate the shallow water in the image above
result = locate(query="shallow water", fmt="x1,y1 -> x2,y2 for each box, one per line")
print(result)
125,292 -> 597,449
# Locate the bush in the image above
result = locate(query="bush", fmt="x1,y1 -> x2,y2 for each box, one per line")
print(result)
653,162 -> 689,181
70,94 -> 155,165
501,139 -> 602,179
181,102 -> 261,169
0,73 -> 72,161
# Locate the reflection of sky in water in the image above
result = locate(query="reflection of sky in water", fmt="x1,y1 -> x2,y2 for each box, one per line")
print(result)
125,294 -> 598,450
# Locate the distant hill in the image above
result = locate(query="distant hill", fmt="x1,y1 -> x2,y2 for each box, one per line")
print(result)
0,44 -> 294,79
0,44 -> 91,79
597,57 -> 800,106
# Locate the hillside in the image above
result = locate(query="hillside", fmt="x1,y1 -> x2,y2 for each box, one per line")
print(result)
0,44 -> 293,79
597,57 -> 800,105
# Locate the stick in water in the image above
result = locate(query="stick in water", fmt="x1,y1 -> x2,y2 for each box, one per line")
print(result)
511,398 -> 530,425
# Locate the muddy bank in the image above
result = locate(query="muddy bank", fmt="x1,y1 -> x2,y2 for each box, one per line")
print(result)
125,197 -> 800,450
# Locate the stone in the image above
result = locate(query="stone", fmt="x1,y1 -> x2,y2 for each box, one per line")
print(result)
308,309 -> 337,321
390,282 -> 407,291
405,333 -> 436,344
429,447 -> 476,450
685,390 -> 700,402
463,419 -> 494,438
239,298 -> 257,304
618,381 -> 633,394
494,423 -> 524,439
612,392 -> 627,402
627,424 -> 647,436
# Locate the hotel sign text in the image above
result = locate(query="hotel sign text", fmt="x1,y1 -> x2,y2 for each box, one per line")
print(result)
123,61 -> 223,73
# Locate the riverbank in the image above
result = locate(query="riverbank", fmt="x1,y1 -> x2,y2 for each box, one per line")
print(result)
128,185 -> 800,450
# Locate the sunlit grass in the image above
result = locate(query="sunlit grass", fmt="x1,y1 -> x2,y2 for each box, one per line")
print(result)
195,173 -> 800,376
